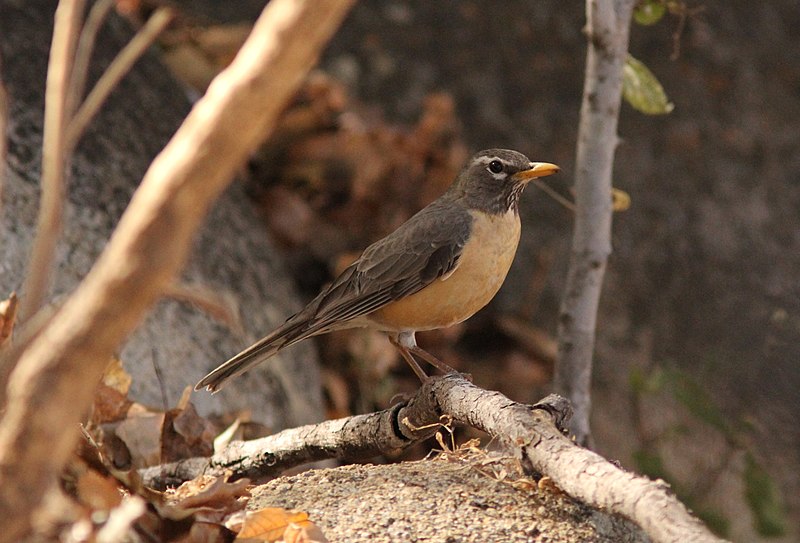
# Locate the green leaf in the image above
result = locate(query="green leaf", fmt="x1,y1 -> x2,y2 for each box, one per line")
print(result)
744,453 -> 787,537
634,0 -> 667,26
623,54 -> 675,115
629,366 -> 665,394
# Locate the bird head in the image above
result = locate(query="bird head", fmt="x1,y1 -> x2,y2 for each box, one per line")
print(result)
452,149 -> 560,214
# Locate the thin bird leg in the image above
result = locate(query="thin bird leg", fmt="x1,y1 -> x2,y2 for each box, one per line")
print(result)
389,335 -> 430,382
409,345 -> 459,375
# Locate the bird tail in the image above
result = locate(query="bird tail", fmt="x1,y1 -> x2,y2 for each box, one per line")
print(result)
195,317 -> 323,393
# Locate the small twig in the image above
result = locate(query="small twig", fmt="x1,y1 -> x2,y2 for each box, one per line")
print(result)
668,3 -> 706,61
163,281 -> 245,337
0,75 -> 7,204
65,7 -> 174,149
18,0 -> 86,323
532,178 -> 576,212
65,0 -> 116,118
151,348 -> 169,411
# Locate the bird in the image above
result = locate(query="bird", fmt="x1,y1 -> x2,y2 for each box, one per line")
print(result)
196,149 -> 559,392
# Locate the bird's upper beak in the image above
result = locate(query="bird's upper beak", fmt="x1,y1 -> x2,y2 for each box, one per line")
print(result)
513,162 -> 560,182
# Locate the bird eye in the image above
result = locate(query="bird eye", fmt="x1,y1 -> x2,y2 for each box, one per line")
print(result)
488,160 -> 504,174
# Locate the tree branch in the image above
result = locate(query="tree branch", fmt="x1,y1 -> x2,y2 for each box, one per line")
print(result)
555,0 -> 636,446
0,1 -> 355,540
18,0 -> 85,322
143,375 -> 723,543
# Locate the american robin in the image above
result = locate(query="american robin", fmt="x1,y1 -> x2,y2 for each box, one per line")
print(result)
196,149 -> 559,392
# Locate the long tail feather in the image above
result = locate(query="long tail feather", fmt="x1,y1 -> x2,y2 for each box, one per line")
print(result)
195,316 -> 324,393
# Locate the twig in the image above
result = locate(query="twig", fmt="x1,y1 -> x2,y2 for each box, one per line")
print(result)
0,1 -> 356,540
0,74 -> 7,204
532,178 -> 576,212
65,7 -> 175,150
554,0 -> 636,446
18,0 -> 86,323
65,0 -> 116,118
163,281 -> 245,337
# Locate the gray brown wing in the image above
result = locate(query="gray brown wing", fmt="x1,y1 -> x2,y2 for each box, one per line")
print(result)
196,199 -> 472,392
306,198 -> 474,325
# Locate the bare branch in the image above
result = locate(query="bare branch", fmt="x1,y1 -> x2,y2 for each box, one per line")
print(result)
0,66 -> 7,205
65,7 -> 175,149
64,0 -> 115,118
18,0 -> 85,322
143,375 -> 724,543
555,0 -> 636,446
0,1 -> 355,540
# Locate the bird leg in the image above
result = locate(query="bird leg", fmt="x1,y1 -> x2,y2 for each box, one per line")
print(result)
408,345 -> 458,375
388,331 -> 458,382
392,340 -> 430,382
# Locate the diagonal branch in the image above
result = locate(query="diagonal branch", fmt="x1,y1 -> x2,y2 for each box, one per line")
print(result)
0,1 -> 355,541
143,375 -> 724,543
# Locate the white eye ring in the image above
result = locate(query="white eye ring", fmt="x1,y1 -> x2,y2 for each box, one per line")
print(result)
488,160 -> 504,174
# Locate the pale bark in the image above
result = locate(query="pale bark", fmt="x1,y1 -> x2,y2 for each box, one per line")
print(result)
144,375 -> 724,543
555,0 -> 635,446
0,1 -> 355,540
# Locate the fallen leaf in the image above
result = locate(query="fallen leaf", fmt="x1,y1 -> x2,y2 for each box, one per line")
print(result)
227,507 -> 324,542
612,187 -> 631,212
162,400 -> 216,463
115,410 -> 165,467
75,467 -> 123,511
283,520 -> 329,543
167,475 -> 250,513
0,291 -> 18,347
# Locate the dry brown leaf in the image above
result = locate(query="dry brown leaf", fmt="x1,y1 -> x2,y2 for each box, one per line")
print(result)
261,186 -> 315,248
0,291 -> 18,347
283,520 -> 329,543
162,400 -> 216,463
227,507 -> 323,542
75,467 -> 123,510
90,358 -> 134,424
168,475 -> 251,513
102,357 -> 133,395
114,409 -> 165,467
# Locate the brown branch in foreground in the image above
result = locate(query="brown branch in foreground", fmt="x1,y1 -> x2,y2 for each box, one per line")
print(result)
555,0 -> 636,446
0,1 -> 356,541
144,375 -> 724,543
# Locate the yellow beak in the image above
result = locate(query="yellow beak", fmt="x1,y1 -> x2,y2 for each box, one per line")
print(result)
513,162 -> 560,182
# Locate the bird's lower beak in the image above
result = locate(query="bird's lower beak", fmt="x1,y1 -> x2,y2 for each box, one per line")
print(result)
513,162 -> 560,182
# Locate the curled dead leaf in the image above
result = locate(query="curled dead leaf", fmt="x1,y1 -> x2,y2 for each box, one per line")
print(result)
0,291 -> 18,347
227,507 -> 326,542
